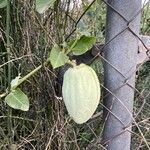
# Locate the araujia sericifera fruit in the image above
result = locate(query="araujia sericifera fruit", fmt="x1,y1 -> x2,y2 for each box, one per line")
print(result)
62,63 -> 100,124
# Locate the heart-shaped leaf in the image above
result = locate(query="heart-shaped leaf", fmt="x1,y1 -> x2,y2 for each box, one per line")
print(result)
71,35 -> 96,55
36,0 -> 56,14
0,0 -> 7,8
50,44 -> 69,69
5,88 -> 29,111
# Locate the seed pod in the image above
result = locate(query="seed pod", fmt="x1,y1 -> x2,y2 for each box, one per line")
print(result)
62,63 -> 100,124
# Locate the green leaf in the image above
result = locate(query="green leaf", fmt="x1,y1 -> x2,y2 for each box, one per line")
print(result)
36,0 -> 56,14
5,88 -> 29,111
0,0 -> 7,8
50,44 -> 69,69
71,35 -> 96,56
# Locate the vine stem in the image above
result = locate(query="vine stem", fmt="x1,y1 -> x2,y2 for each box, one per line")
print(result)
0,57 -> 75,99
6,0 -> 13,148
0,61 -> 49,99
17,62 -> 47,86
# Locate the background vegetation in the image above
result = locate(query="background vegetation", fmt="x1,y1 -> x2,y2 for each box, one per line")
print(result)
0,0 -> 150,149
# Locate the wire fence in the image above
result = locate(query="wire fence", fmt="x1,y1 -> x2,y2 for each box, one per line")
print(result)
97,0 -> 150,149
92,0 -> 150,149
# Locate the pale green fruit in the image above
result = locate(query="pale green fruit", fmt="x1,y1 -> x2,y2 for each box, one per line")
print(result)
62,63 -> 100,124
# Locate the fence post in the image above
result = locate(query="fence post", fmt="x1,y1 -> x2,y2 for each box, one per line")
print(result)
102,0 -> 142,149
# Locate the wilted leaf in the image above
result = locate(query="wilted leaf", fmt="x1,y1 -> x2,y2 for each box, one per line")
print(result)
50,44 -> 69,69
5,88 -> 29,111
71,35 -> 96,55
0,0 -> 7,8
36,0 -> 56,14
